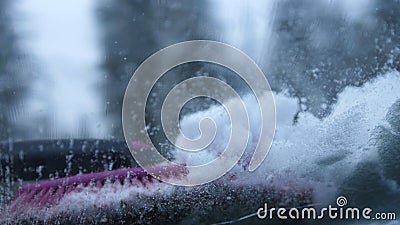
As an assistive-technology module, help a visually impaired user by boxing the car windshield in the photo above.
[1,1,399,224]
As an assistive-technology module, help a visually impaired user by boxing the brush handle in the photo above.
[0,139,136,182]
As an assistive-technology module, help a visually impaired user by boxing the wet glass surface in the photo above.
[0,0,399,224]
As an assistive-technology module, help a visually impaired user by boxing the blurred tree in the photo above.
[267,0,400,118]
[97,0,218,140]
[0,1,28,141]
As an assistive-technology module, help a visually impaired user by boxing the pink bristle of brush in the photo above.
[7,165,187,212]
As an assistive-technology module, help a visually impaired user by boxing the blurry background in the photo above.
[1,0,398,141]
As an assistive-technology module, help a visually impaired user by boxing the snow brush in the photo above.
[0,139,314,224]
[8,165,187,210]
[0,140,185,215]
